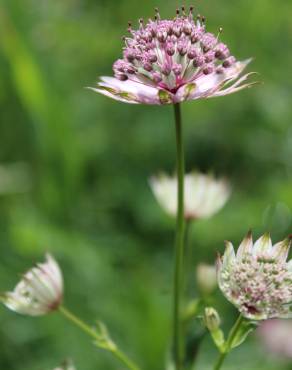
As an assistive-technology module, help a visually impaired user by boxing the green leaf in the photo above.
[230,320,257,349]
[211,328,225,352]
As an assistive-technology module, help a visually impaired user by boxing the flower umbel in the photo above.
[150,172,231,220]
[92,7,255,105]
[217,233,292,320]
[1,254,63,316]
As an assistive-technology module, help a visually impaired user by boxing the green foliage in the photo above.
[0,1,292,369]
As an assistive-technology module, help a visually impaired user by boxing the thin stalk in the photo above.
[213,314,244,370]
[173,103,186,370]
[183,219,192,297]
[59,306,140,370]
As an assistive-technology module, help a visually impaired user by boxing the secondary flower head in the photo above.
[257,319,292,358]
[150,172,231,220]
[1,254,63,316]
[92,6,255,105]
[217,233,292,320]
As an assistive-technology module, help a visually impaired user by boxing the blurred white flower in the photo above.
[217,232,292,320]
[257,319,292,358]
[54,359,76,370]
[150,172,231,220]
[1,254,63,316]
[196,263,217,295]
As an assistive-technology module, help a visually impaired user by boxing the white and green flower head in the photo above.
[1,254,63,316]
[217,232,292,320]
[150,171,231,220]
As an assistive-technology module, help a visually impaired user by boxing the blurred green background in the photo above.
[0,0,292,369]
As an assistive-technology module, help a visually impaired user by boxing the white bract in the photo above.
[217,233,292,320]
[150,172,230,220]
[1,254,63,316]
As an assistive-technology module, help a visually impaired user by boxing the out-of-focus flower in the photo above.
[196,263,217,295]
[1,254,63,316]
[54,359,76,370]
[217,232,292,320]
[150,172,231,220]
[257,319,292,358]
[91,7,255,105]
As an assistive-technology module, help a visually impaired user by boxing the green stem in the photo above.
[183,219,192,297]
[173,103,186,370]
[59,306,140,370]
[213,314,244,370]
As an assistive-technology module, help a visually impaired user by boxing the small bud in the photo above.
[203,65,214,75]
[223,56,236,68]
[204,307,221,332]
[193,55,205,68]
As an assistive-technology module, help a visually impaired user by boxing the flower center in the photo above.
[113,6,237,92]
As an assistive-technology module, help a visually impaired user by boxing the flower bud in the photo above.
[1,254,63,316]
[203,307,221,332]
[196,263,217,295]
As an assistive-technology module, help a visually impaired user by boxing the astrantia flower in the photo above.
[257,319,292,358]
[217,233,292,320]
[1,254,63,316]
[150,172,230,220]
[91,7,255,105]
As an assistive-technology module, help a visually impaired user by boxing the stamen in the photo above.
[217,27,223,40]
[154,7,160,20]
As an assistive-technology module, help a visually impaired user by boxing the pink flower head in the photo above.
[91,7,256,105]
[257,319,292,358]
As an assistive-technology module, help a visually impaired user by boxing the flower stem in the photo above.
[213,314,244,370]
[184,219,192,297]
[59,306,140,370]
[173,103,186,370]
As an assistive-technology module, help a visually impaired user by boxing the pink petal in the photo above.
[92,76,164,105]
